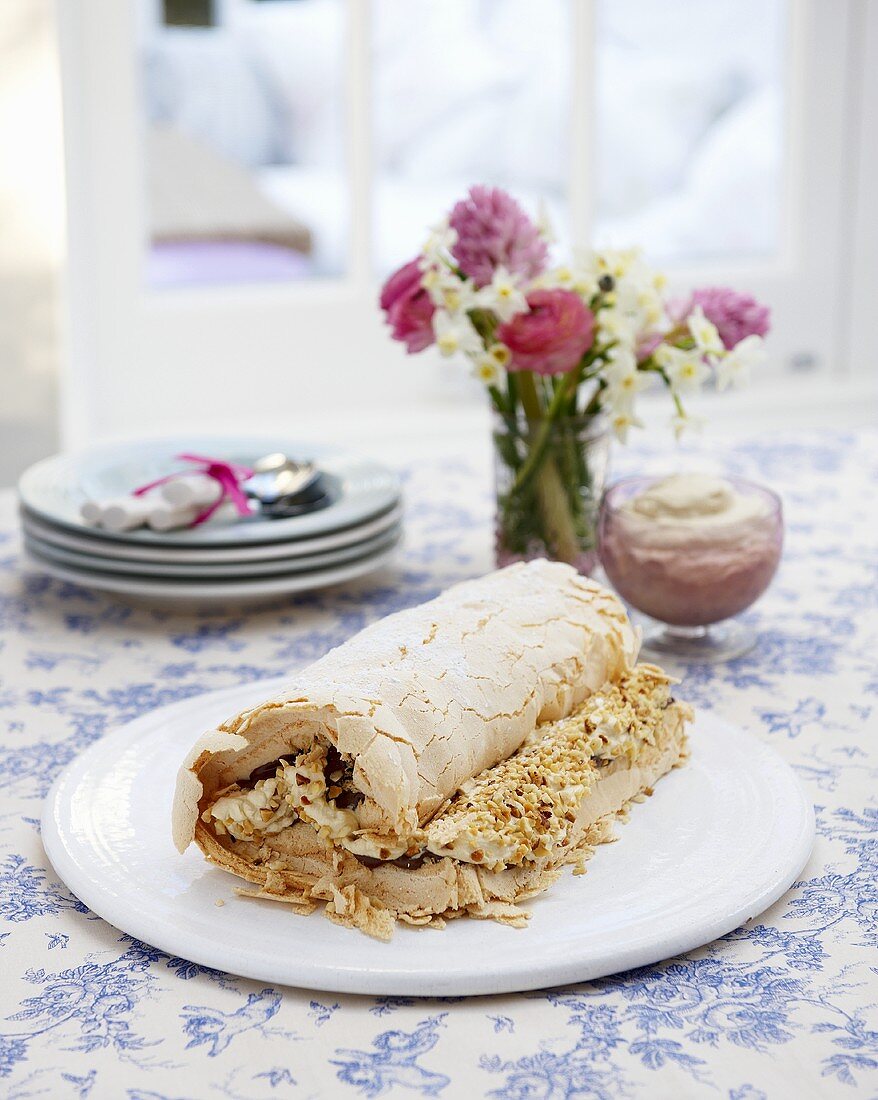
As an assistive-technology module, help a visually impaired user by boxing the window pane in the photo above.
[594,0,786,264]
[372,0,571,274]
[139,0,347,289]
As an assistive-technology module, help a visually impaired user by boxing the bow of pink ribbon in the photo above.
[132,452,254,527]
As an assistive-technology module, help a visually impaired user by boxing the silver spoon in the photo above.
[243,453,327,517]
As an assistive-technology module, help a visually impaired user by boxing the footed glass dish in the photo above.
[598,474,784,662]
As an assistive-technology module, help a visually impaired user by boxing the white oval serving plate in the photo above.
[18,437,401,546]
[42,680,814,996]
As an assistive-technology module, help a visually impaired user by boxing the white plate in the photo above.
[24,538,401,605]
[18,437,401,546]
[42,681,814,996]
[23,524,402,579]
[20,502,404,565]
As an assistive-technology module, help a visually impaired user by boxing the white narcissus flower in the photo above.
[536,261,597,299]
[471,356,504,387]
[421,218,458,265]
[595,256,669,348]
[440,280,478,315]
[603,385,635,417]
[421,266,477,313]
[655,346,709,394]
[420,263,450,298]
[486,343,512,368]
[669,356,710,394]
[609,411,644,444]
[540,264,574,289]
[475,266,528,323]
[652,344,674,368]
[612,280,644,318]
[636,287,668,331]
[716,334,766,391]
[469,343,510,387]
[597,309,638,350]
[432,310,483,359]
[594,247,641,280]
[603,356,648,413]
[606,344,638,372]
[569,247,602,298]
[580,247,667,300]
[687,305,723,355]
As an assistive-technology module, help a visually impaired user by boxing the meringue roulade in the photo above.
[173,561,691,940]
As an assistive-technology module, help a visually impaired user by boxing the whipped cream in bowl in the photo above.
[598,473,783,661]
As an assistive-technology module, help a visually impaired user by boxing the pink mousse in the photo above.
[599,474,783,627]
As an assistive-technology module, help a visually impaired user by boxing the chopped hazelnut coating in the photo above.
[425,665,683,871]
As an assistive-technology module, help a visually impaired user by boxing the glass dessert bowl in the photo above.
[598,473,783,662]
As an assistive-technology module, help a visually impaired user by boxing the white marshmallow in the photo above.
[79,500,103,525]
[99,497,154,532]
[161,474,222,509]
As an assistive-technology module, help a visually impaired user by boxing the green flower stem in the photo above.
[511,370,578,495]
[514,370,581,564]
[489,385,525,479]
[516,368,547,421]
[487,384,507,417]
[507,371,518,410]
[511,344,611,495]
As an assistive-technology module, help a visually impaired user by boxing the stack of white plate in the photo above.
[17,437,403,605]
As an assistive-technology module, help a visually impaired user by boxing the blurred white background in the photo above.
[1,0,876,485]
[0,1,64,481]
[139,0,785,282]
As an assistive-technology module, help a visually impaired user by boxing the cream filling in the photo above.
[582,709,645,766]
[282,744,360,838]
[209,776,297,839]
[206,743,418,860]
[427,835,514,869]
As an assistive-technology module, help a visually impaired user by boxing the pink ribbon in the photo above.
[132,453,254,527]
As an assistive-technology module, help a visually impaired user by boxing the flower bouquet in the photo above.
[380,186,770,572]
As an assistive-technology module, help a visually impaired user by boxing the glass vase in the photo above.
[493,411,610,575]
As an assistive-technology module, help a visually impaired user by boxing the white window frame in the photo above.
[55,0,877,448]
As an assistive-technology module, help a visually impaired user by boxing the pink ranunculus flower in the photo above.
[379,259,435,353]
[498,289,595,376]
[449,186,548,289]
[678,287,771,350]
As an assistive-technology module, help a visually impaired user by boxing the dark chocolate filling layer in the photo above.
[246,758,288,785]
[354,851,432,871]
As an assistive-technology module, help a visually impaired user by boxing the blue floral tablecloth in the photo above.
[1,431,876,1100]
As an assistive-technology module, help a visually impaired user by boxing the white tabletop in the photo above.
[0,430,875,1098]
